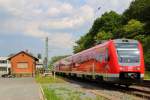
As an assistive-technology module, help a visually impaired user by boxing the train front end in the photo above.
[114,39,145,84]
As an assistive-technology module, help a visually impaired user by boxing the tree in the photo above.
[37,53,42,59]
[141,36,150,70]
[128,34,150,70]
[89,11,122,37]
[94,31,113,43]
[73,34,93,53]
[122,19,144,38]
[123,0,150,33]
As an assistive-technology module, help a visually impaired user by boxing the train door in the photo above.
[103,48,110,80]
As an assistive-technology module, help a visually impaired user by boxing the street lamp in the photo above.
[94,6,101,20]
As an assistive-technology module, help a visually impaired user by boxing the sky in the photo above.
[0,0,133,59]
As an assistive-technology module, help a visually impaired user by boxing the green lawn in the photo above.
[42,83,107,100]
[36,73,150,100]
[35,75,65,84]
[145,71,150,80]
[35,75,107,100]
[43,87,60,100]
[35,75,66,100]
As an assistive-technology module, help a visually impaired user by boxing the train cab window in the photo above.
[116,43,140,65]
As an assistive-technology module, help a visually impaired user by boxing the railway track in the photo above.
[61,76,150,100]
[142,80,150,87]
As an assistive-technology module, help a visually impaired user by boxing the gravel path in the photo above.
[0,78,41,100]
[59,77,149,100]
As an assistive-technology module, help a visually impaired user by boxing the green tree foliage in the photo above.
[37,53,42,59]
[73,34,94,53]
[97,11,122,33]
[123,0,150,33]
[89,11,122,37]
[95,31,113,43]
[134,35,150,69]
[122,19,144,38]
[123,19,144,33]
[142,36,150,70]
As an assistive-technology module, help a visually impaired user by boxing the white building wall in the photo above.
[0,57,11,74]
[36,59,43,69]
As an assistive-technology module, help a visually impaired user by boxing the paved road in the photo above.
[0,78,41,100]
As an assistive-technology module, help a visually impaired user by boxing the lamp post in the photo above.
[94,6,101,20]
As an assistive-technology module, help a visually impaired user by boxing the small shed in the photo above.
[8,51,38,77]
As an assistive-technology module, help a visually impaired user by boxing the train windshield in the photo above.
[116,43,140,65]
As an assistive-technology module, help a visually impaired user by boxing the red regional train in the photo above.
[53,39,145,86]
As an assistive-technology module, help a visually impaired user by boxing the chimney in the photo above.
[25,49,29,53]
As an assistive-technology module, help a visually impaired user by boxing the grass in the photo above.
[36,72,150,100]
[36,71,150,100]
[144,71,150,80]
[43,86,60,100]
[35,75,65,84]
[42,83,107,100]
[35,74,66,100]
[35,74,107,100]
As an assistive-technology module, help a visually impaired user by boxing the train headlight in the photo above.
[120,67,123,70]
[135,67,140,70]
[120,67,125,71]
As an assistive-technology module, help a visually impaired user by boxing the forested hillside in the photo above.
[73,0,150,70]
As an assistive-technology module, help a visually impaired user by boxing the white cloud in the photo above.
[47,7,60,16]
[86,0,133,14]
[80,5,94,20]
[0,0,94,30]
[46,3,73,16]
[22,21,75,49]
[49,33,75,48]
[0,0,133,56]
[60,3,73,14]
[45,17,83,29]
[23,22,49,38]
[44,5,94,30]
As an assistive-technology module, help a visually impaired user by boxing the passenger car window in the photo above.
[105,48,109,62]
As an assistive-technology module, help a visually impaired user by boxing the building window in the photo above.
[17,62,28,68]
[0,67,7,71]
[0,60,7,64]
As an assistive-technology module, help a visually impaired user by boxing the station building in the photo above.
[8,51,39,77]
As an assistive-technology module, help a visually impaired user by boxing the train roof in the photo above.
[54,40,110,65]
[59,40,111,61]
[113,39,138,43]
[73,40,110,56]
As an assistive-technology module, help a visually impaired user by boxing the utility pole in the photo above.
[45,36,48,70]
